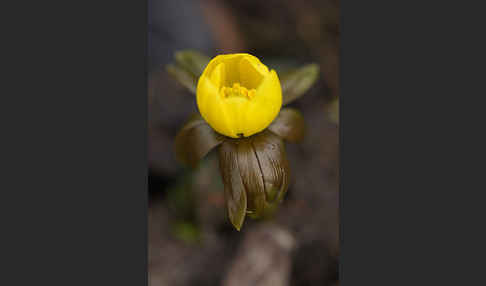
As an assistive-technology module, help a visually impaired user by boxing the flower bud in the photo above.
[197,54,282,138]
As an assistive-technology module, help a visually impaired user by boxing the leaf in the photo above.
[175,114,225,168]
[219,141,248,230]
[280,63,320,105]
[166,64,197,94]
[174,50,211,78]
[268,108,305,142]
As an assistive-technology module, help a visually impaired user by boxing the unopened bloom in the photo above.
[168,51,319,230]
[197,54,282,138]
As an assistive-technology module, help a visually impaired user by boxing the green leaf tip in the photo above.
[174,50,211,78]
[166,63,197,94]
[281,63,320,105]
[166,50,211,95]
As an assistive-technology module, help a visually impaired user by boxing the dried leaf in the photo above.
[219,141,248,230]
[175,114,224,168]
[236,139,266,219]
[252,131,290,210]
[268,108,305,142]
[219,131,291,229]
[280,64,319,105]
[166,64,197,94]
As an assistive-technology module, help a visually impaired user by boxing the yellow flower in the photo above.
[196,53,282,138]
[168,49,320,230]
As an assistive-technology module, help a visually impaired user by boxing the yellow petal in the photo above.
[222,96,250,137]
[244,70,282,135]
[197,75,233,136]
[210,62,226,88]
[238,56,268,89]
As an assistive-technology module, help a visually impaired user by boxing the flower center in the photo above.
[220,83,256,99]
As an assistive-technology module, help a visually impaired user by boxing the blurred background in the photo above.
[148,0,339,285]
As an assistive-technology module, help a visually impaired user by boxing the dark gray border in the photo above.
[341,0,486,284]
[1,0,148,285]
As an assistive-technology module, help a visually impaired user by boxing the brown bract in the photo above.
[268,108,306,143]
[174,108,304,230]
[174,113,225,168]
[219,131,289,230]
